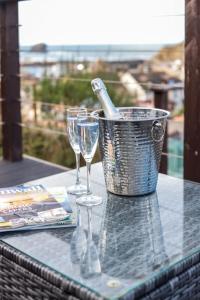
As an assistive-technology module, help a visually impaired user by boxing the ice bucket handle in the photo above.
[151,121,165,142]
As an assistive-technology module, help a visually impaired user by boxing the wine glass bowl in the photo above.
[78,120,99,163]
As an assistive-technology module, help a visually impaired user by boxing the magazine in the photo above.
[0,185,76,233]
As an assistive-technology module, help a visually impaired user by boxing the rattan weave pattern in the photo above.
[140,263,200,300]
[2,239,200,300]
[0,255,79,300]
[118,250,200,300]
[0,241,103,300]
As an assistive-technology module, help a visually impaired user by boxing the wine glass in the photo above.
[66,107,87,195]
[70,205,87,264]
[76,112,102,207]
[80,206,101,278]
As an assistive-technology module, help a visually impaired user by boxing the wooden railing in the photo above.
[0,1,183,175]
[1,0,200,183]
[0,0,23,161]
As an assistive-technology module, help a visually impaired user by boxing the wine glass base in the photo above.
[76,195,102,207]
[67,184,87,195]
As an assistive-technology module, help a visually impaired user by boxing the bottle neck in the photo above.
[96,89,121,119]
[91,78,121,119]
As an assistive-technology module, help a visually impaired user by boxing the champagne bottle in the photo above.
[91,78,122,119]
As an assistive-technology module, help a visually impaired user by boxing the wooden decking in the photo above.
[0,155,70,188]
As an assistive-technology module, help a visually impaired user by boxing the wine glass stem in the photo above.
[77,205,81,227]
[86,161,91,195]
[75,152,81,185]
[87,207,93,244]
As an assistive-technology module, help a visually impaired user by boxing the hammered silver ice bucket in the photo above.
[94,107,170,196]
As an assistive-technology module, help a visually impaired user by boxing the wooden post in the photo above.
[184,0,200,182]
[0,0,22,161]
[152,87,168,174]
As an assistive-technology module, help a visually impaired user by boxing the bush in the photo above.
[33,72,133,108]
[23,128,101,168]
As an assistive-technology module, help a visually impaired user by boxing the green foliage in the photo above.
[33,72,133,108]
[23,128,101,168]
[172,106,184,117]
[23,129,74,167]
[27,71,133,168]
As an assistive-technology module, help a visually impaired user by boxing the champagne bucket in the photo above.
[93,107,170,196]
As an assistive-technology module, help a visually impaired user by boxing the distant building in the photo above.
[120,72,147,102]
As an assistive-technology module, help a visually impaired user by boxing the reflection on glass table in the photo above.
[70,205,87,264]
[99,192,169,279]
[3,168,200,299]
[70,195,102,278]
[80,206,101,279]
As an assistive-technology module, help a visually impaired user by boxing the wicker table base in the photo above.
[2,166,200,299]
[1,240,200,300]
[0,241,101,300]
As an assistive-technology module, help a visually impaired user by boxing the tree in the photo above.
[33,72,133,108]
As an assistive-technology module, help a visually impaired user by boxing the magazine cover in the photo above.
[0,185,75,233]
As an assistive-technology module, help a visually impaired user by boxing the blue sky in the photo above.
[19,0,184,45]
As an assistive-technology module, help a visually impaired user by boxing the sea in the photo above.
[20,44,165,63]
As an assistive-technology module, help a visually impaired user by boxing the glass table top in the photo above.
[1,163,200,299]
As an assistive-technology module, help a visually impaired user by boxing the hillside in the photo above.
[153,42,184,62]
